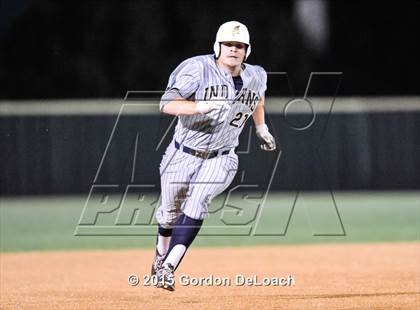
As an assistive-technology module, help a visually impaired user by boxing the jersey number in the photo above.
[229,112,249,128]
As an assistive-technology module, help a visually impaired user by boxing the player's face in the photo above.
[218,41,247,70]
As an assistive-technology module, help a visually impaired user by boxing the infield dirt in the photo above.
[1,243,419,309]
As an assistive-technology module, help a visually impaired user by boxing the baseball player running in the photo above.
[151,21,276,291]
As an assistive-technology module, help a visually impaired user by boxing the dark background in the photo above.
[1,0,419,195]
[1,0,419,98]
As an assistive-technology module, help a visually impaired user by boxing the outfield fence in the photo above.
[1,97,419,195]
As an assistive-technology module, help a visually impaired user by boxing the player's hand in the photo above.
[195,97,230,115]
[255,124,276,151]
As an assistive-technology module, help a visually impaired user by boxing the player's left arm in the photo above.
[252,96,276,151]
[252,96,266,126]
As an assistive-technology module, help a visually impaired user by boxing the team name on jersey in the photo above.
[236,88,259,112]
[204,85,259,111]
[203,85,229,100]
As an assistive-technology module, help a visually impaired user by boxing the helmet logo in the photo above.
[232,25,240,36]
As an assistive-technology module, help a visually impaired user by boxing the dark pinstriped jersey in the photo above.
[160,54,267,151]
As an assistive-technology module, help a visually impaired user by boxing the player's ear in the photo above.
[244,44,251,61]
[213,42,221,59]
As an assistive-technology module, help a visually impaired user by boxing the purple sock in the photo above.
[164,214,203,269]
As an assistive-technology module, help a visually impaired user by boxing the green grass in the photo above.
[0,191,419,252]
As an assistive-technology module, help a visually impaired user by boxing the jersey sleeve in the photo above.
[255,65,267,95]
[160,59,201,110]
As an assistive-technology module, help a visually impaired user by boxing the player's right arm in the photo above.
[161,96,228,116]
[160,58,228,116]
[160,58,200,116]
[161,97,200,115]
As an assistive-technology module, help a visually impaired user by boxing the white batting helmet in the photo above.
[213,21,251,60]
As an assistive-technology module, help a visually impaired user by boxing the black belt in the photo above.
[174,140,230,159]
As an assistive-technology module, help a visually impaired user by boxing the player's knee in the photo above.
[156,208,179,228]
[158,222,173,230]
